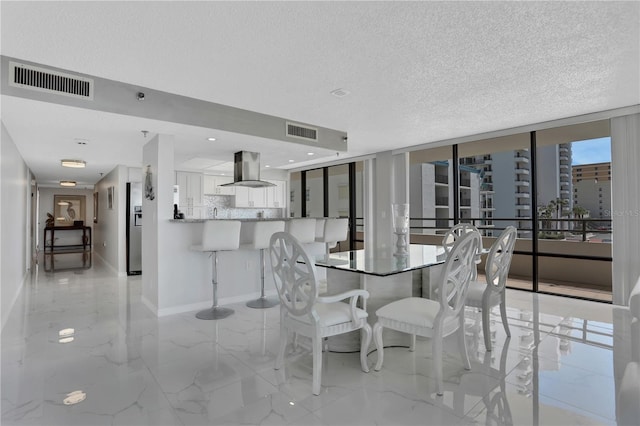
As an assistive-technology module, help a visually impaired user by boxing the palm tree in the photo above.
[572,205,589,233]
[549,197,569,230]
[538,204,554,231]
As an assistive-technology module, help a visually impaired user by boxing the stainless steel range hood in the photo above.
[220,151,275,188]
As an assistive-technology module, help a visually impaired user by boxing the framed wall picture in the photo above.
[54,195,86,227]
[107,186,114,209]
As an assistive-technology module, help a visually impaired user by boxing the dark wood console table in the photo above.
[43,226,92,253]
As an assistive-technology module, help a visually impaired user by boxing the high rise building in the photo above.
[572,162,612,219]
[410,143,573,237]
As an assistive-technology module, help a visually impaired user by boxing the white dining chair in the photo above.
[270,231,372,395]
[465,226,517,351]
[442,223,484,280]
[373,230,481,396]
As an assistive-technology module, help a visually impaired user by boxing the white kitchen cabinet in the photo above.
[176,171,203,218]
[235,186,267,207]
[265,180,286,208]
[203,175,235,195]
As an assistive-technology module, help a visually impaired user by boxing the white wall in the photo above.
[1,122,31,330]
[94,165,127,276]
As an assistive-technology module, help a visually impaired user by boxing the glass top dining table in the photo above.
[314,244,448,277]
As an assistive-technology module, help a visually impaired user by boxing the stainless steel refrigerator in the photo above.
[126,182,142,275]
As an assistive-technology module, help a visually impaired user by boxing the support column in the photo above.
[141,134,175,314]
[363,151,410,255]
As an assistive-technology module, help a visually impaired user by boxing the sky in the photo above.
[571,137,611,165]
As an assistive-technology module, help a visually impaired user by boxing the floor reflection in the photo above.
[43,251,92,272]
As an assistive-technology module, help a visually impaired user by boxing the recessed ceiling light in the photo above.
[61,159,86,168]
[288,160,295,163]
[60,181,76,187]
[307,152,314,156]
[265,165,271,168]
[330,88,350,98]
[207,137,217,141]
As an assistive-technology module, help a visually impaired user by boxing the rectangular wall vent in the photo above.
[286,122,318,142]
[9,61,94,100]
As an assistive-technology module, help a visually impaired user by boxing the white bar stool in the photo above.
[241,220,285,309]
[315,217,349,260]
[191,220,241,320]
[285,218,317,243]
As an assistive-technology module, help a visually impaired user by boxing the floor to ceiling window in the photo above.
[408,119,613,302]
[535,120,612,301]
[289,161,364,251]
[305,168,325,218]
[457,133,534,291]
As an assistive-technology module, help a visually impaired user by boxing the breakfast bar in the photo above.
[159,217,327,317]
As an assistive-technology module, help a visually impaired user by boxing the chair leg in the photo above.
[482,306,492,351]
[275,323,288,370]
[500,301,511,337]
[312,335,323,395]
[360,323,372,373]
[459,316,471,370]
[373,322,384,371]
[434,333,444,396]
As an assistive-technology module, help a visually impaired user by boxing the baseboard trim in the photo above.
[1,271,28,332]
[141,295,158,316]
[155,289,279,317]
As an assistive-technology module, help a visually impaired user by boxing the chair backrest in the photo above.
[436,230,481,320]
[202,220,241,251]
[485,226,517,293]
[442,223,482,254]
[285,218,317,243]
[322,218,349,244]
[240,220,285,250]
[269,231,318,317]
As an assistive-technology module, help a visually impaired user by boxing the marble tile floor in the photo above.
[1,254,630,425]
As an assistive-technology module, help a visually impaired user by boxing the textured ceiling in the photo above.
[1,1,638,186]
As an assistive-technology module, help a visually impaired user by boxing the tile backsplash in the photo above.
[203,195,284,219]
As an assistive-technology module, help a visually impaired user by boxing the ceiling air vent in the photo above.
[286,122,318,142]
[9,61,94,100]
